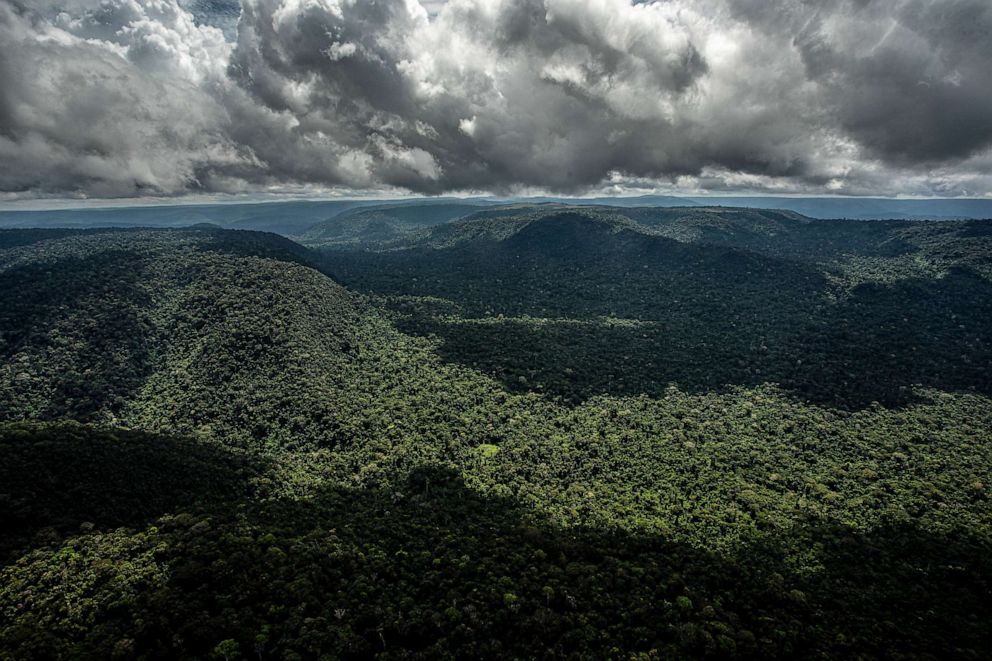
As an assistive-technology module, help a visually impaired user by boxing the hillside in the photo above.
[0,227,365,446]
[1,223,991,659]
[314,207,992,408]
[301,202,486,248]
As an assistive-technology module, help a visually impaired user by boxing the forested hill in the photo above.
[307,202,992,269]
[1,223,991,659]
[315,207,992,409]
[0,227,362,445]
[301,202,488,248]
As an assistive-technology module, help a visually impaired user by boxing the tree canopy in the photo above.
[1,213,990,659]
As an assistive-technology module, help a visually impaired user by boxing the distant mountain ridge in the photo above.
[690,196,992,220]
[301,204,823,252]
[4,196,992,238]
[302,202,490,248]
[0,201,373,236]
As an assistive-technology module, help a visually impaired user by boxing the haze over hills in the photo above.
[692,197,992,220]
[301,202,492,247]
[1,205,990,658]
[3,196,992,239]
[0,201,380,236]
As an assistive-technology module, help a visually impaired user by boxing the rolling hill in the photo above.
[301,202,488,248]
[313,207,992,408]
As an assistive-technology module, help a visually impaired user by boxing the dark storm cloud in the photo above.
[1,0,991,198]
[226,0,739,192]
[736,0,992,165]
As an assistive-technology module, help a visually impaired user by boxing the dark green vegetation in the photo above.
[301,203,486,248]
[318,207,992,409]
[1,212,990,659]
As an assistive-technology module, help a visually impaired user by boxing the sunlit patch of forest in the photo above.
[1,208,990,659]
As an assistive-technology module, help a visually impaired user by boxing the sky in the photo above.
[1,0,991,202]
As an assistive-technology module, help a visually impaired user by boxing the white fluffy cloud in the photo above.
[1,0,991,198]
[0,1,250,196]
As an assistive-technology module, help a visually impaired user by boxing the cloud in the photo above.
[1,0,991,198]
[0,1,250,196]
[735,0,992,164]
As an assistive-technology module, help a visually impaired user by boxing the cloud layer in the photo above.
[1,0,991,198]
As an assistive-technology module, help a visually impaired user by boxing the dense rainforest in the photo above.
[0,206,990,659]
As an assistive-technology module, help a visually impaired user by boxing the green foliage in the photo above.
[1,218,991,659]
[318,208,992,408]
[302,203,483,248]
[211,639,240,660]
